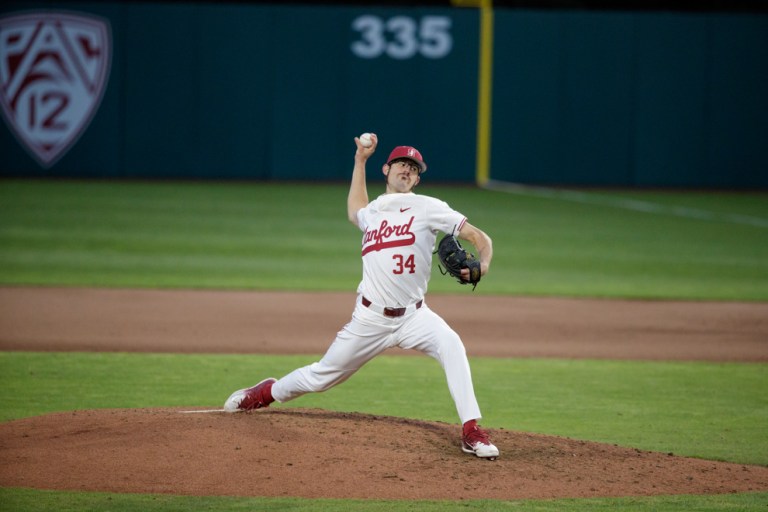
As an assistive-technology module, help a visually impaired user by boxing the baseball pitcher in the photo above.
[224,133,499,459]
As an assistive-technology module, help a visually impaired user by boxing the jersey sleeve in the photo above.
[427,198,466,235]
[356,207,367,232]
[356,199,377,232]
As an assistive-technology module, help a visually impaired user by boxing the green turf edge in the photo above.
[1,488,767,512]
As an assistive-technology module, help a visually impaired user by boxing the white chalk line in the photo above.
[484,180,768,228]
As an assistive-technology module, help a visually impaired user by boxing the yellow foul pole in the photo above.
[475,0,494,186]
[450,0,494,186]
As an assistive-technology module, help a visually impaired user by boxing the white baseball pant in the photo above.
[270,295,482,424]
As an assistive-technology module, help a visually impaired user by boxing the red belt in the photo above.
[362,296,423,317]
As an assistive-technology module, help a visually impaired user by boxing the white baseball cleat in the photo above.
[223,377,277,412]
[461,424,500,459]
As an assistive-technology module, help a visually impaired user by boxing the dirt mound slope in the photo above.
[2,407,767,500]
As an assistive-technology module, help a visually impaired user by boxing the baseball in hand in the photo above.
[359,133,373,148]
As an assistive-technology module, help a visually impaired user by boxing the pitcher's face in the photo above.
[384,159,421,193]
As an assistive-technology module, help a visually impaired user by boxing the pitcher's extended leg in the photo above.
[272,305,391,403]
[398,306,482,424]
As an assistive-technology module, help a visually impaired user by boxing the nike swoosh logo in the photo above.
[400,207,411,212]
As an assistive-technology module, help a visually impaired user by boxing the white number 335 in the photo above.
[351,15,453,60]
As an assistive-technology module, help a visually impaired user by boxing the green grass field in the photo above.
[1,180,766,299]
[1,180,767,511]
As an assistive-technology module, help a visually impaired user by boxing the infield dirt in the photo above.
[1,287,767,500]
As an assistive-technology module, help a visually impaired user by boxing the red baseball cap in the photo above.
[386,146,427,173]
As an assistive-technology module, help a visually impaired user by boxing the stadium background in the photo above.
[1,0,767,188]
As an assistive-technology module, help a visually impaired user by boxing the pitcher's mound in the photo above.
[1,407,767,500]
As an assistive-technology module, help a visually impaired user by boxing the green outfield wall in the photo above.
[491,10,768,188]
[1,2,766,186]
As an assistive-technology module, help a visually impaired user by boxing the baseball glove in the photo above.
[435,234,481,290]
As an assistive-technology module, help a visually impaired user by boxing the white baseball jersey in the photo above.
[356,192,466,307]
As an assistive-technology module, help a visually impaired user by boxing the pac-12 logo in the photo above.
[0,12,111,168]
